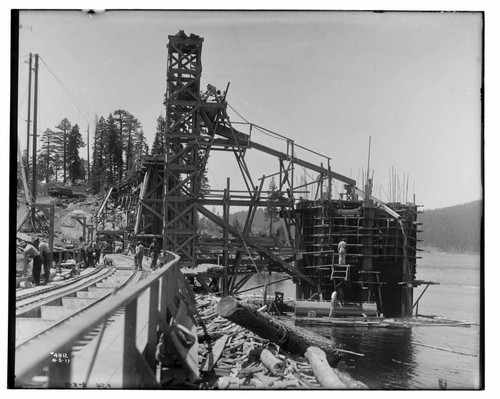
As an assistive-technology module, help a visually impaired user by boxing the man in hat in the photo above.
[85,241,95,268]
[93,240,102,265]
[38,238,52,285]
[78,236,87,267]
[23,237,41,284]
[135,241,144,271]
[338,238,347,265]
[149,238,160,271]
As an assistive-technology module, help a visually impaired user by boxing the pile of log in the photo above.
[194,295,368,389]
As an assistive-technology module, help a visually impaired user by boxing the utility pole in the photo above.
[46,131,50,184]
[26,53,32,180]
[87,125,90,183]
[31,53,39,224]
[32,53,39,200]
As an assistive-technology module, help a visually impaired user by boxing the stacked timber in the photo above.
[190,294,368,389]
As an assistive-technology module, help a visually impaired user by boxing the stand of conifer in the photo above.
[217,296,342,366]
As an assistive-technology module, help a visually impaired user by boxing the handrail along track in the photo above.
[15,252,188,389]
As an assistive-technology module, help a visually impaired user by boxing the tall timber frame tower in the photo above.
[154,31,420,316]
[163,31,207,265]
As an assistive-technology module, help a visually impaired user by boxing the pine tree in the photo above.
[90,116,106,192]
[67,124,86,183]
[131,128,149,170]
[103,113,122,186]
[113,110,127,181]
[54,118,72,183]
[264,177,280,237]
[123,112,142,171]
[151,114,166,156]
[37,128,57,183]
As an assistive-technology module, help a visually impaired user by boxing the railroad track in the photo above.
[15,254,141,349]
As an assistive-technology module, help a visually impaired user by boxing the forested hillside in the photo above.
[214,200,483,254]
[418,200,482,253]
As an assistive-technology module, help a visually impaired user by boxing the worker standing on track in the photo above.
[38,238,52,285]
[22,237,41,281]
[135,241,144,271]
[78,236,87,268]
[93,240,101,265]
[149,238,160,271]
[86,241,95,268]
[338,238,347,265]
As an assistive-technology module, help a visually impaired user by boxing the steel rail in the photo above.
[15,258,139,348]
[16,266,115,310]
[15,252,181,388]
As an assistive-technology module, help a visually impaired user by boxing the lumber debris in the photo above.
[201,334,230,372]
[217,296,342,366]
[184,294,368,390]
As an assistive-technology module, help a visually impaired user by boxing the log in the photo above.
[217,296,342,366]
[304,347,346,389]
[260,349,284,375]
[332,369,368,389]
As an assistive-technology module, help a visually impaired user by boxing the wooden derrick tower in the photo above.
[163,31,221,266]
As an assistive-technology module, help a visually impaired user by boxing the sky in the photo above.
[4,2,500,396]
[15,10,482,211]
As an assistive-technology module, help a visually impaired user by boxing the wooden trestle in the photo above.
[94,31,422,317]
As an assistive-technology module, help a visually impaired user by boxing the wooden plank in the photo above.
[201,334,230,372]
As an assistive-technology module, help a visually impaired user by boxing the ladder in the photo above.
[330,264,351,281]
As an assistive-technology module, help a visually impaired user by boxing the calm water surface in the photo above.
[245,250,482,389]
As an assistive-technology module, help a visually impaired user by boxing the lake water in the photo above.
[244,250,482,389]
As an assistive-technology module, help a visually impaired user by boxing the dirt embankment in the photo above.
[17,193,103,247]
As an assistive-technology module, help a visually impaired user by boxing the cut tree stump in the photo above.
[217,296,342,366]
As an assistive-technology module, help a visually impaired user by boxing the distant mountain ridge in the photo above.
[418,200,482,253]
[225,200,482,253]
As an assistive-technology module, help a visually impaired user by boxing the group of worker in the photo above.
[132,238,161,271]
[78,237,102,268]
[22,236,52,286]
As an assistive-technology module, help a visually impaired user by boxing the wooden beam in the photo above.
[201,335,230,372]
[197,205,316,286]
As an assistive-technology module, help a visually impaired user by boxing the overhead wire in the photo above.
[227,102,287,142]
[40,55,96,121]
[38,56,96,129]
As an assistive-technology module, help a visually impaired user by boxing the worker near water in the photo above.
[22,237,41,281]
[135,241,144,271]
[329,290,342,317]
[338,238,347,265]
[38,238,52,285]
[149,238,160,271]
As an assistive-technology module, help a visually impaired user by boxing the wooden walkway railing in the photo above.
[14,252,200,388]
